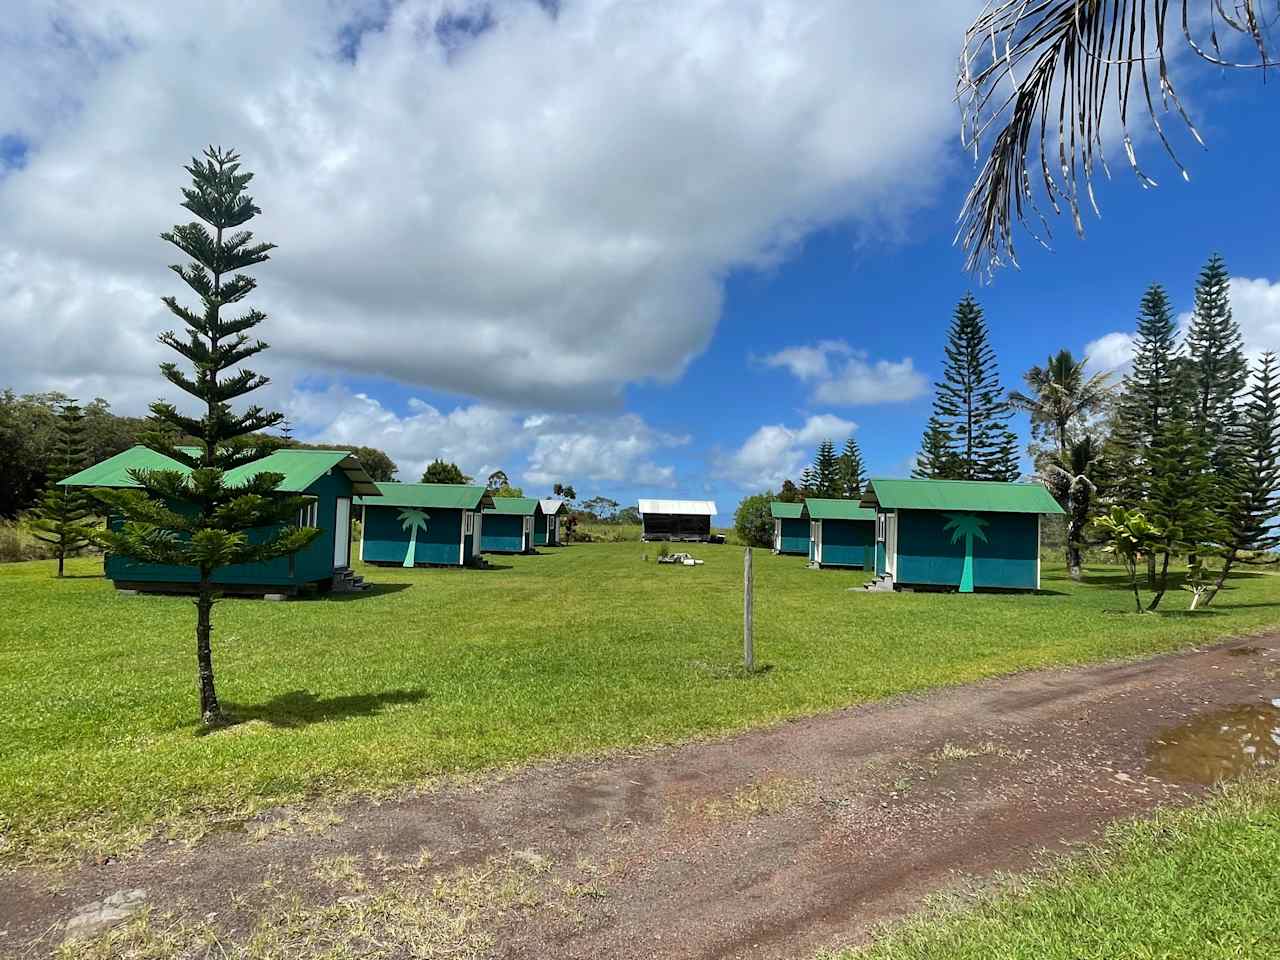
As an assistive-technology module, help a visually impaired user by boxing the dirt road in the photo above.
[6,636,1278,958]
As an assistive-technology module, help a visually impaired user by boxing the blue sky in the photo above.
[1,2,1278,519]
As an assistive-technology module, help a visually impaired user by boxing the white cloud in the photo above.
[1083,331,1136,376]
[524,414,688,488]
[759,340,851,381]
[0,0,978,410]
[1222,277,1280,361]
[1087,275,1280,378]
[717,413,856,489]
[287,384,684,489]
[760,340,927,405]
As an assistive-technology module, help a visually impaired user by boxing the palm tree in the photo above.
[957,1,1278,271]
[1041,435,1099,582]
[942,512,990,594]
[1009,350,1112,460]
[398,508,429,568]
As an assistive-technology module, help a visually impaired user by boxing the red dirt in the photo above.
[4,635,1278,958]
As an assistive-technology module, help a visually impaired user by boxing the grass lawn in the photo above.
[2,542,1279,866]
[823,773,1280,960]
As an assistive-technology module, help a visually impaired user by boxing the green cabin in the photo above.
[802,499,877,568]
[860,478,1065,593]
[770,501,809,555]
[61,445,378,594]
[535,498,567,547]
[357,482,492,568]
[482,496,539,554]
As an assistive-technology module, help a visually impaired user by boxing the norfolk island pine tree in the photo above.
[30,399,98,577]
[1205,351,1280,605]
[929,295,1018,481]
[95,147,319,727]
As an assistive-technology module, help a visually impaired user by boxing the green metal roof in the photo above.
[356,482,489,510]
[770,501,804,519]
[484,496,539,516]
[802,498,877,521]
[62,445,379,496]
[223,450,362,493]
[60,446,185,488]
[861,478,1065,515]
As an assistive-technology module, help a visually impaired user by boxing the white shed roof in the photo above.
[638,499,718,516]
[539,497,566,515]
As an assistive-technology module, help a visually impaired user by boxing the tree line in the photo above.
[0,390,400,520]
[735,254,1280,600]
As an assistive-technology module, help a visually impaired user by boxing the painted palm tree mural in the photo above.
[942,512,989,594]
[398,508,429,568]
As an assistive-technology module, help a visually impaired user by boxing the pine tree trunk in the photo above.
[1128,560,1143,614]
[1145,552,1157,588]
[1203,549,1237,608]
[195,576,223,725]
[1146,550,1171,611]
[57,549,65,578]
[1067,541,1082,582]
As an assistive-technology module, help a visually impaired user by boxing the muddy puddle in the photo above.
[1226,646,1266,657]
[1146,700,1280,785]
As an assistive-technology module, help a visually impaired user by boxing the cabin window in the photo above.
[297,501,319,528]
[463,512,474,535]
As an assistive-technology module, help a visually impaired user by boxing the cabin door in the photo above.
[811,520,822,564]
[333,497,352,568]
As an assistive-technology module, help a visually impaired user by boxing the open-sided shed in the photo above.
[638,499,718,541]
[535,498,567,547]
[769,501,809,555]
[801,499,877,568]
[860,478,1065,592]
[482,496,539,554]
[357,482,492,567]
[62,445,378,594]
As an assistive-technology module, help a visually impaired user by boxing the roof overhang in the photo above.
[335,454,380,497]
[637,499,718,516]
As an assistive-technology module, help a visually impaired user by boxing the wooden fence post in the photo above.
[743,546,754,673]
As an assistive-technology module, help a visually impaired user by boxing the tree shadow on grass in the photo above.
[213,687,429,732]
[318,582,413,601]
[1082,569,1272,592]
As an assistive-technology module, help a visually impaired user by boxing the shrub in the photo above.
[734,492,775,548]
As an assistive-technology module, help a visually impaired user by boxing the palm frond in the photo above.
[957,0,1280,273]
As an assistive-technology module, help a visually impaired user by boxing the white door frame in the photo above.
[885,511,898,577]
[812,519,823,564]
[333,497,352,569]
[773,518,781,552]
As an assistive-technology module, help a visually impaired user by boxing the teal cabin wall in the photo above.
[104,469,352,587]
[533,511,557,546]
[818,518,874,568]
[481,513,527,553]
[895,509,1039,590]
[778,517,809,555]
[362,504,466,566]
